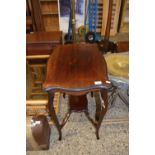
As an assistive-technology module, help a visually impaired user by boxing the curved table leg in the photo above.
[95,89,108,139]
[48,91,62,140]
[94,92,101,121]
[84,90,108,139]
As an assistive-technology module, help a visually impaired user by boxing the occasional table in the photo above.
[43,43,111,140]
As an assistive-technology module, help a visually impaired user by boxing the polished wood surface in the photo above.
[43,43,109,93]
[27,31,62,43]
[44,43,110,140]
[26,31,62,56]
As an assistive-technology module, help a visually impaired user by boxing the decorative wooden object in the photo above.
[43,43,111,140]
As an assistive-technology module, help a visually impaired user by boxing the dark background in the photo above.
[59,0,84,16]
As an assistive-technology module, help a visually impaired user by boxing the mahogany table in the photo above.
[43,43,111,140]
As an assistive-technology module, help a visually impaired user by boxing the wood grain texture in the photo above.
[26,31,62,56]
[30,0,45,31]
[40,0,60,31]
[26,31,62,43]
[43,43,110,94]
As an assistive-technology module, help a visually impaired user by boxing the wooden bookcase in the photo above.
[40,0,60,31]
[27,0,60,32]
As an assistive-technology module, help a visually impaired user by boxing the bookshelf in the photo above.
[40,0,60,31]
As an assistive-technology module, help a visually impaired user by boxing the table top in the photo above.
[43,43,110,94]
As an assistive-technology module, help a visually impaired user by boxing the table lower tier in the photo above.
[47,89,108,140]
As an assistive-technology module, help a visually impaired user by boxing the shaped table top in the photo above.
[43,43,110,94]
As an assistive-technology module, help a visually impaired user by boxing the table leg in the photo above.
[95,89,108,139]
[94,92,101,121]
[48,91,62,140]
[84,90,108,139]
